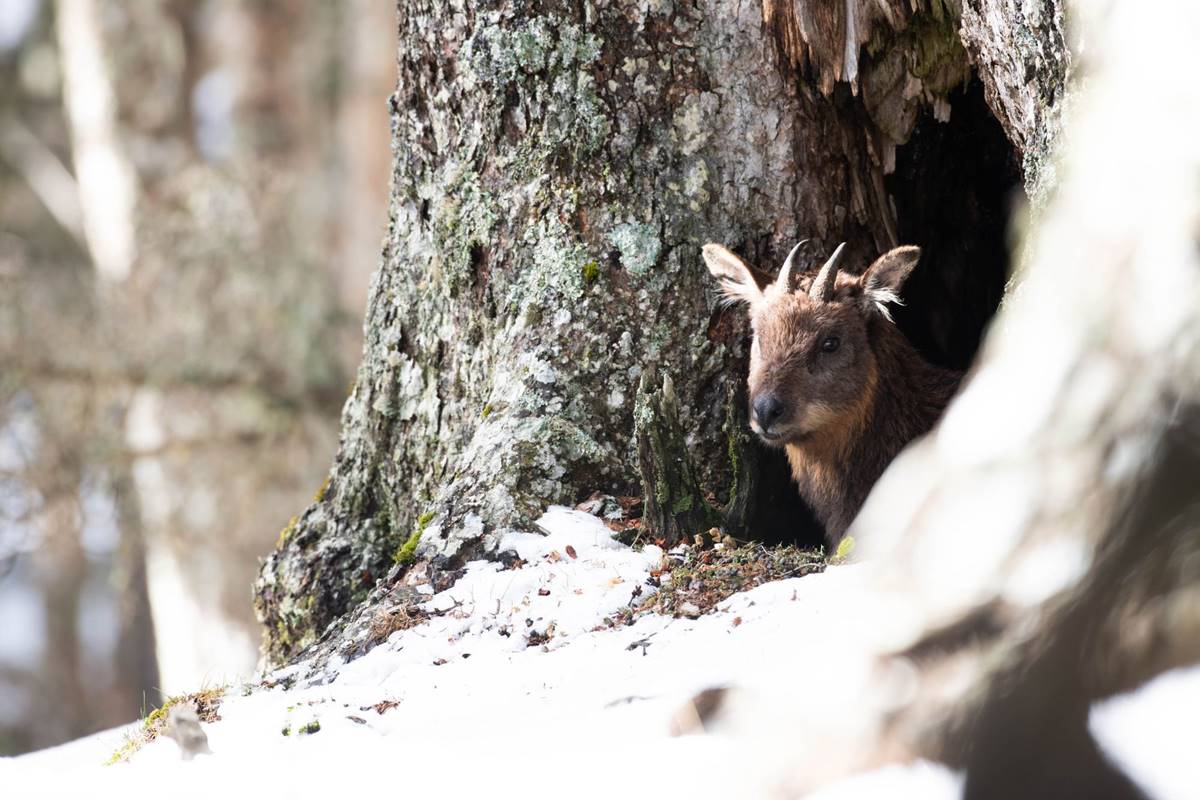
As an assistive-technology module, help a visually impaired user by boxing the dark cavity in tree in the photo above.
[746,76,1018,549]
[887,76,1020,372]
[747,444,825,549]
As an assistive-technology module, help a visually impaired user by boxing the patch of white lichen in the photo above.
[608,222,662,277]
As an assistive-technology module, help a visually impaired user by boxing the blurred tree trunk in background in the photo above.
[29,453,89,746]
[52,0,395,691]
[0,0,393,751]
[254,0,1056,669]
[50,0,342,693]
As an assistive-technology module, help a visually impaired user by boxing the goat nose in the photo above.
[753,394,785,430]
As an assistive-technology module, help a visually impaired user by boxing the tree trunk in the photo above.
[255,0,1040,668]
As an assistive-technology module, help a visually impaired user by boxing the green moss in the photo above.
[726,421,741,502]
[416,511,435,528]
[671,493,694,514]
[313,476,331,503]
[481,402,494,418]
[581,260,601,284]
[105,736,140,765]
[832,535,856,563]
[274,620,292,649]
[393,528,423,565]
[298,720,321,735]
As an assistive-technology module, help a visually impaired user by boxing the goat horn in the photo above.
[809,241,846,302]
[775,239,808,290]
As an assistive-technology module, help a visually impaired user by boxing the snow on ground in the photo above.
[3,506,1194,798]
[0,507,886,797]
[1090,665,1200,800]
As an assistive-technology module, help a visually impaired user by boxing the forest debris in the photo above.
[638,541,825,620]
[362,699,401,715]
[367,603,431,647]
[526,624,556,647]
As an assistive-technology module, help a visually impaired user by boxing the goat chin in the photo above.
[753,425,817,448]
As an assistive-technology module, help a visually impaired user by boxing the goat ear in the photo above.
[861,245,920,320]
[702,244,767,307]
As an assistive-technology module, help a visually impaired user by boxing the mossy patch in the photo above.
[392,519,428,566]
[635,540,825,620]
[832,535,855,563]
[670,494,694,514]
[104,685,226,765]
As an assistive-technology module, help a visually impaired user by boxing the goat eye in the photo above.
[821,336,840,353]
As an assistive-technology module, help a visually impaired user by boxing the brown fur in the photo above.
[703,242,961,544]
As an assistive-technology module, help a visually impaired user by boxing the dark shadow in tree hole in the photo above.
[747,75,1019,549]
[747,443,824,549]
[887,76,1021,372]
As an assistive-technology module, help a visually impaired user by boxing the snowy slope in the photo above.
[3,507,1195,799]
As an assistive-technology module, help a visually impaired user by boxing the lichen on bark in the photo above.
[958,0,1071,206]
[634,370,720,545]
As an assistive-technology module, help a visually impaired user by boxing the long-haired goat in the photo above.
[703,241,961,544]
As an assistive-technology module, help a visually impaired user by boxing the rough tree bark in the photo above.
[255,0,1047,669]
[634,369,720,543]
